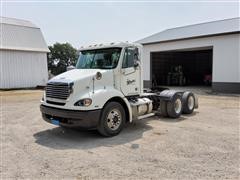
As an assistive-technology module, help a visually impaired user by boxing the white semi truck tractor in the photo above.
[40,42,198,137]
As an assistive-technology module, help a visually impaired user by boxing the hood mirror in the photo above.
[96,72,102,80]
[67,65,76,71]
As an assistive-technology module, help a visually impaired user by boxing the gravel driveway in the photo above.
[0,90,239,179]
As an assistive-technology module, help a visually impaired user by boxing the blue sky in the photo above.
[2,1,239,48]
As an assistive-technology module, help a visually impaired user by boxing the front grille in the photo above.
[46,100,66,106]
[46,82,73,100]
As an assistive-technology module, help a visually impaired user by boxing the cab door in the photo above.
[120,47,140,96]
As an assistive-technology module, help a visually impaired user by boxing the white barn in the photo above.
[0,17,49,89]
[137,18,240,93]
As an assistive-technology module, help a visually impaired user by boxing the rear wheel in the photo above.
[159,100,168,117]
[182,92,195,114]
[97,102,125,137]
[167,94,183,118]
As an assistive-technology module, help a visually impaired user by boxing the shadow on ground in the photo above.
[156,111,199,122]
[33,118,153,150]
[34,111,199,150]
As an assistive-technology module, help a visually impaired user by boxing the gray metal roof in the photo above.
[0,17,49,52]
[137,17,240,45]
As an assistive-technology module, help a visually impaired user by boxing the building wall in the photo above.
[0,50,48,89]
[142,34,240,92]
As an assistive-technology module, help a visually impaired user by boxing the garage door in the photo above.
[151,49,213,86]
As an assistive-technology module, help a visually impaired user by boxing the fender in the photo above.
[90,88,133,122]
[121,97,133,122]
[158,90,183,101]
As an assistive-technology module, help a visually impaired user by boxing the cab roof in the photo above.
[79,42,142,51]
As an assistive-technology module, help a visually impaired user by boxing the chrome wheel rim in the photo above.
[188,96,194,110]
[174,98,182,114]
[107,109,122,130]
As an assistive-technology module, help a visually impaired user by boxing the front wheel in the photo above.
[97,102,126,137]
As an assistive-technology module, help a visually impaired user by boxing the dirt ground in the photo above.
[0,90,239,179]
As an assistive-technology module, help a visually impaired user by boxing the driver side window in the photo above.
[122,47,135,68]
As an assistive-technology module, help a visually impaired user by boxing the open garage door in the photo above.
[151,48,213,87]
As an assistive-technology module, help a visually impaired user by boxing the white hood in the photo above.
[48,69,114,94]
[50,69,107,82]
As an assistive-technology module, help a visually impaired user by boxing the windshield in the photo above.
[76,48,122,69]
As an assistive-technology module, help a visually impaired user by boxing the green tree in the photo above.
[47,42,78,75]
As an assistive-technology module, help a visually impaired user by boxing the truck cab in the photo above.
[40,42,198,136]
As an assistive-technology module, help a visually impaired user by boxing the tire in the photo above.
[182,91,195,114]
[159,100,168,117]
[167,93,182,118]
[97,102,126,137]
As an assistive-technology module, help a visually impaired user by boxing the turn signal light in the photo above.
[74,98,92,106]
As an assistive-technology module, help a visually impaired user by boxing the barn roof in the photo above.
[0,17,49,52]
[137,17,240,45]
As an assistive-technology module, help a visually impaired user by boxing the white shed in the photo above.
[0,17,49,89]
[137,18,240,93]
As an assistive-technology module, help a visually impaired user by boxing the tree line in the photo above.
[47,42,78,75]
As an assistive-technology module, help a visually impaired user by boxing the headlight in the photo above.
[74,98,92,106]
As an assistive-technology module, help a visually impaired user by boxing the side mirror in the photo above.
[133,48,140,68]
[134,59,139,68]
[134,47,139,56]
[67,65,75,71]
